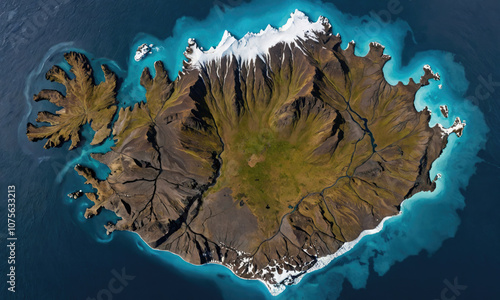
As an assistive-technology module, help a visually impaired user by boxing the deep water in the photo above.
[0,0,498,299]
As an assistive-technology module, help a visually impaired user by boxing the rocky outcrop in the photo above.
[134,43,154,61]
[440,105,449,118]
[67,190,83,199]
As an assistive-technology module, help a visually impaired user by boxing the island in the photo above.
[440,105,449,118]
[26,11,464,295]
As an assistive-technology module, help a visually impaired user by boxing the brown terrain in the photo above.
[27,17,461,289]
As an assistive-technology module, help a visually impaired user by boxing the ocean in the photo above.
[0,0,498,299]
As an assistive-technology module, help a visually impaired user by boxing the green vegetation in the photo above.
[27,37,444,276]
[27,52,117,149]
[206,98,349,236]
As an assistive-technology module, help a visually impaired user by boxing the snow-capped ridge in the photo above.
[184,9,331,69]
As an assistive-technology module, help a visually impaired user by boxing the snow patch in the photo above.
[438,117,466,138]
[259,215,396,296]
[184,10,330,69]
[134,43,154,61]
[440,105,449,118]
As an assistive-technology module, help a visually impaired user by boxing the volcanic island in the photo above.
[27,11,465,294]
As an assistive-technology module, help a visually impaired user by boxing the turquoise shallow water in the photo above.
[11,0,489,299]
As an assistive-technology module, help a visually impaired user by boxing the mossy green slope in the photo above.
[27,25,450,286]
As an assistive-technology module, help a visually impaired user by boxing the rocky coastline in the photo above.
[27,11,465,294]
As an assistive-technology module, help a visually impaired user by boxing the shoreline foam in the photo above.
[34,2,485,298]
[124,211,397,296]
[115,12,435,295]
[86,9,467,296]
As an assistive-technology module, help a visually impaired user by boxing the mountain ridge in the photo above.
[26,11,464,295]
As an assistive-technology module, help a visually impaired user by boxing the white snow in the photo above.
[439,105,449,118]
[308,215,394,272]
[438,117,466,138]
[257,215,396,296]
[184,10,330,69]
[370,41,384,48]
[423,64,440,81]
[134,43,154,61]
[129,10,470,297]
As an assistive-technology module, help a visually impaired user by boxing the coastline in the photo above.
[96,13,446,295]
[101,91,473,297]
[123,213,399,296]
[111,13,462,296]
[59,8,475,297]
[20,1,488,298]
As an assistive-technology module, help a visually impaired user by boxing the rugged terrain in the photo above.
[27,12,463,293]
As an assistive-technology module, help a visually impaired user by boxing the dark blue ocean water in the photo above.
[0,0,499,299]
